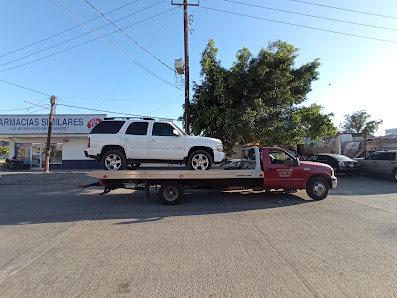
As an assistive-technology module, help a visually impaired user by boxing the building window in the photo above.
[49,143,62,164]
[15,143,30,160]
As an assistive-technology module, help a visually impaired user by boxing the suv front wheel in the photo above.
[188,150,213,170]
[102,150,127,170]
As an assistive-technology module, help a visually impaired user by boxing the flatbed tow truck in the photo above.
[80,145,337,204]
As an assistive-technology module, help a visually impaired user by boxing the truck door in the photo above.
[264,148,305,189]
[149,122,185,160]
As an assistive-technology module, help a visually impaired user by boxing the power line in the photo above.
[83,0,176,73]
[200,6,397,44]
[0,8,182,89]
[56,102,179,120]
[0,79,51,96]
[224,0,397,32]
[282,0,397,20]
[0,1,165,68]
[0,0,144,58]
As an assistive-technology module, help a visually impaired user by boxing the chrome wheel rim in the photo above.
[164,186,178,201]
[104,154,122,170]
[191,154,209,170]
[313,182,326,196]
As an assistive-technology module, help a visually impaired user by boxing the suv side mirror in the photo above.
[172,129,180,136]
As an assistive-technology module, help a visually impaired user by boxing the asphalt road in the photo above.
[0,171,396,297]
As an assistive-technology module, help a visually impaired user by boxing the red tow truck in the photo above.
[81,145,337,204]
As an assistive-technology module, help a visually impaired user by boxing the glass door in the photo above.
[31,144,42,168]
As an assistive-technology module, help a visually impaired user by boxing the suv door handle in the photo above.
[151,139,157,142]
[123,138,129,141]
[373,161,377,163]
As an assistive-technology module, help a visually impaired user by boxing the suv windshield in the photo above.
[90,121,125,134]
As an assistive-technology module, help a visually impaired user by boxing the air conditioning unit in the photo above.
[175,59,184,74]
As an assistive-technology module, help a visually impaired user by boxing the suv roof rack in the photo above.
[103,117,174,122]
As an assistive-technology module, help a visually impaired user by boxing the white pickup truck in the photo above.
[85,117,225,170]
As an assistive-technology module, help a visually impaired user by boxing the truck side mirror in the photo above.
[293,158,299,167]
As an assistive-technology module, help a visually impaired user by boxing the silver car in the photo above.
[356,150,397,182]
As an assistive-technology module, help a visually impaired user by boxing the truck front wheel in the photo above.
[159,181,184,205]
[188,150,212,170]
[306,177,329,200]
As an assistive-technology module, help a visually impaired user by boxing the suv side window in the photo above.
[90,121,125,134]
[366,152,381,160]
[152,123,175,136]
[125,122,148,135]
[379,152,396,161]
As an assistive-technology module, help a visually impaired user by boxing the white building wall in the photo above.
[62,137,91,160]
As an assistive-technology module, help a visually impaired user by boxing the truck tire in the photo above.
[102,150,127,170]
[188,150,212,170]
[306,176,329,201]
[158,181,184,205]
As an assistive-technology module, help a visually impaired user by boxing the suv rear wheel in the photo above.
[102,150,127,170]
[188,150,212,170]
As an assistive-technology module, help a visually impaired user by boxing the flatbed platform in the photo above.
[87,168,264,180]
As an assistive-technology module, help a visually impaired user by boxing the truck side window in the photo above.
[269,149,293,166]
[125,122,148,135]
[152,123,174,136]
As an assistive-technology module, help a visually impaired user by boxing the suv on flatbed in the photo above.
[85,118,225,170]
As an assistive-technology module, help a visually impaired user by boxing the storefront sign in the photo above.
[0,114,106,134]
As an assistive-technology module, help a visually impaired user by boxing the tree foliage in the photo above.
[189,39,337,155]
[342,110,383,137]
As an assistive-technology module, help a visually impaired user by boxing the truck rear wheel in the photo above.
[102,150,127,170]
[158,181,184,205]
[306,177,329,200]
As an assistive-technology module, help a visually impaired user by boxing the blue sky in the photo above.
[1,0,396,134]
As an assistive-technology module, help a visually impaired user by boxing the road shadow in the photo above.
[0,185,311,226]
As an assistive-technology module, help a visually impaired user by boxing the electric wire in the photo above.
[282,0,397,20]
[56,102,179,120]
[224,0,397,32]
[83,0,176,73]
[0,0,144,58]
[0,79,51,96]
[146,94,184,115]
[0,1,165,68]
[0,8,182,89]
[200,6,397,44]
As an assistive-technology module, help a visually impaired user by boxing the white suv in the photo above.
[85,118,225,170]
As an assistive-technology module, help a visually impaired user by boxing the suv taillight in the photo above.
[88,137,90,148]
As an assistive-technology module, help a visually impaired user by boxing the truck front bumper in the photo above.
[330,176,337,189]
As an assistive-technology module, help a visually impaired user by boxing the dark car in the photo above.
[307,153,359,174]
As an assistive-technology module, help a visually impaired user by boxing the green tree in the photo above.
[342,110,383,137]
[189,39,337,155]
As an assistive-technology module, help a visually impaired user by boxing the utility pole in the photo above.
[44,95,56,173]
[172,0,199,134]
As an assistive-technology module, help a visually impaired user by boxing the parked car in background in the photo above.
[307,153,359,174]
[355,150,397,182]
